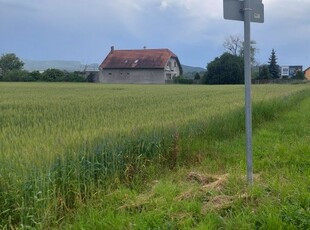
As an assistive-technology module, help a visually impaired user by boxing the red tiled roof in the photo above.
[99,48,180,69]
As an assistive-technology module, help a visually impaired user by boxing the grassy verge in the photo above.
[63,89,310,229]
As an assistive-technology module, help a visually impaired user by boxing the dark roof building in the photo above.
[99,47,182,84]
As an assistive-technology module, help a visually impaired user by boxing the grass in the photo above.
[64,89,310,229]
[0,82,309,229]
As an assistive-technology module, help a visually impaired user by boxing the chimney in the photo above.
[111,46,114,53]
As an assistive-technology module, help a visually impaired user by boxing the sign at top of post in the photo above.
[224,0,264,23]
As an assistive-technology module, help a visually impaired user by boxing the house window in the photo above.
[174,62,177,67]
[108,73,112,75]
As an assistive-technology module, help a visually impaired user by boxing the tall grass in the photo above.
[65,89,310,229]
[0,82,309,228]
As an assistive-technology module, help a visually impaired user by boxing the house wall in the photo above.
[305,68,310,80]
[164,57,181,80]
[99,69,166,84]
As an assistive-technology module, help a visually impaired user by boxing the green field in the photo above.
[0,82,309,229]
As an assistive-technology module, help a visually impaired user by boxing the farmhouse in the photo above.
[304,67,310,80]
[99,47,183,84]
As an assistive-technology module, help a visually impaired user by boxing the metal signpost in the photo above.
[223,0,264,185]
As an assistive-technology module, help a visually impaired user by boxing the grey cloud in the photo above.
[0,0,309,68]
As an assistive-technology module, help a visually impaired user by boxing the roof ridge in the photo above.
[100,48,180,70]
[112,48,170,51]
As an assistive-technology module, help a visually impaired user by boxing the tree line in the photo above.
[0,53,94,82]
[202,35,305,84]
[1,39,306,84]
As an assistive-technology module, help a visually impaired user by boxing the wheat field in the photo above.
[0,82,309,228]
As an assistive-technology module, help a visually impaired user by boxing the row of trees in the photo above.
[203,35,305,84]
[257,49,305,80]
[1,41,306,84]
[1,69,87,82]
[0,53,89,82]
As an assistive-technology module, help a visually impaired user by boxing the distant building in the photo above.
[304,67,310,80]
[99,47,182,84]
[281,65,303,78]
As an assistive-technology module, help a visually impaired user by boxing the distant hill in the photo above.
[23,59,99,72]
[23,59,204,74]
[181,65,206,73]
[22,59,82,72]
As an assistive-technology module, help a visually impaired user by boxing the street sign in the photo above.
[224,0,264,23]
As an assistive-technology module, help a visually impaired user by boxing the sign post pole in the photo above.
[243,0,253,185]
[224,0,264,185]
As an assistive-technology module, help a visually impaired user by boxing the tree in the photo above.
[194,72,200,80]
[204,52,244,84]
[1,70,31,82]
[268,49,280,79]
[223,35,242,56]
[223,35,258,65]
[0,53,24,74]
[42,68,65,82]
[293,71,305,80]
[257,64,271,80]
[29,71,42,81]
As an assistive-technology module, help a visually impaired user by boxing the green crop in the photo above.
[0,82,309,228]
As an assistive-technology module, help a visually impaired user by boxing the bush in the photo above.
[293,71,305,80]
[41,69,86,82]
[257,65,272,80]
[42,69,65,82]
[65,72,86,82]
[29,71,42,81]
[2,70,34,82]
[0,68,86,82]
[174,76,194,84]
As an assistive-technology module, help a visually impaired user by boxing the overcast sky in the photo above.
[0,0,309,68]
